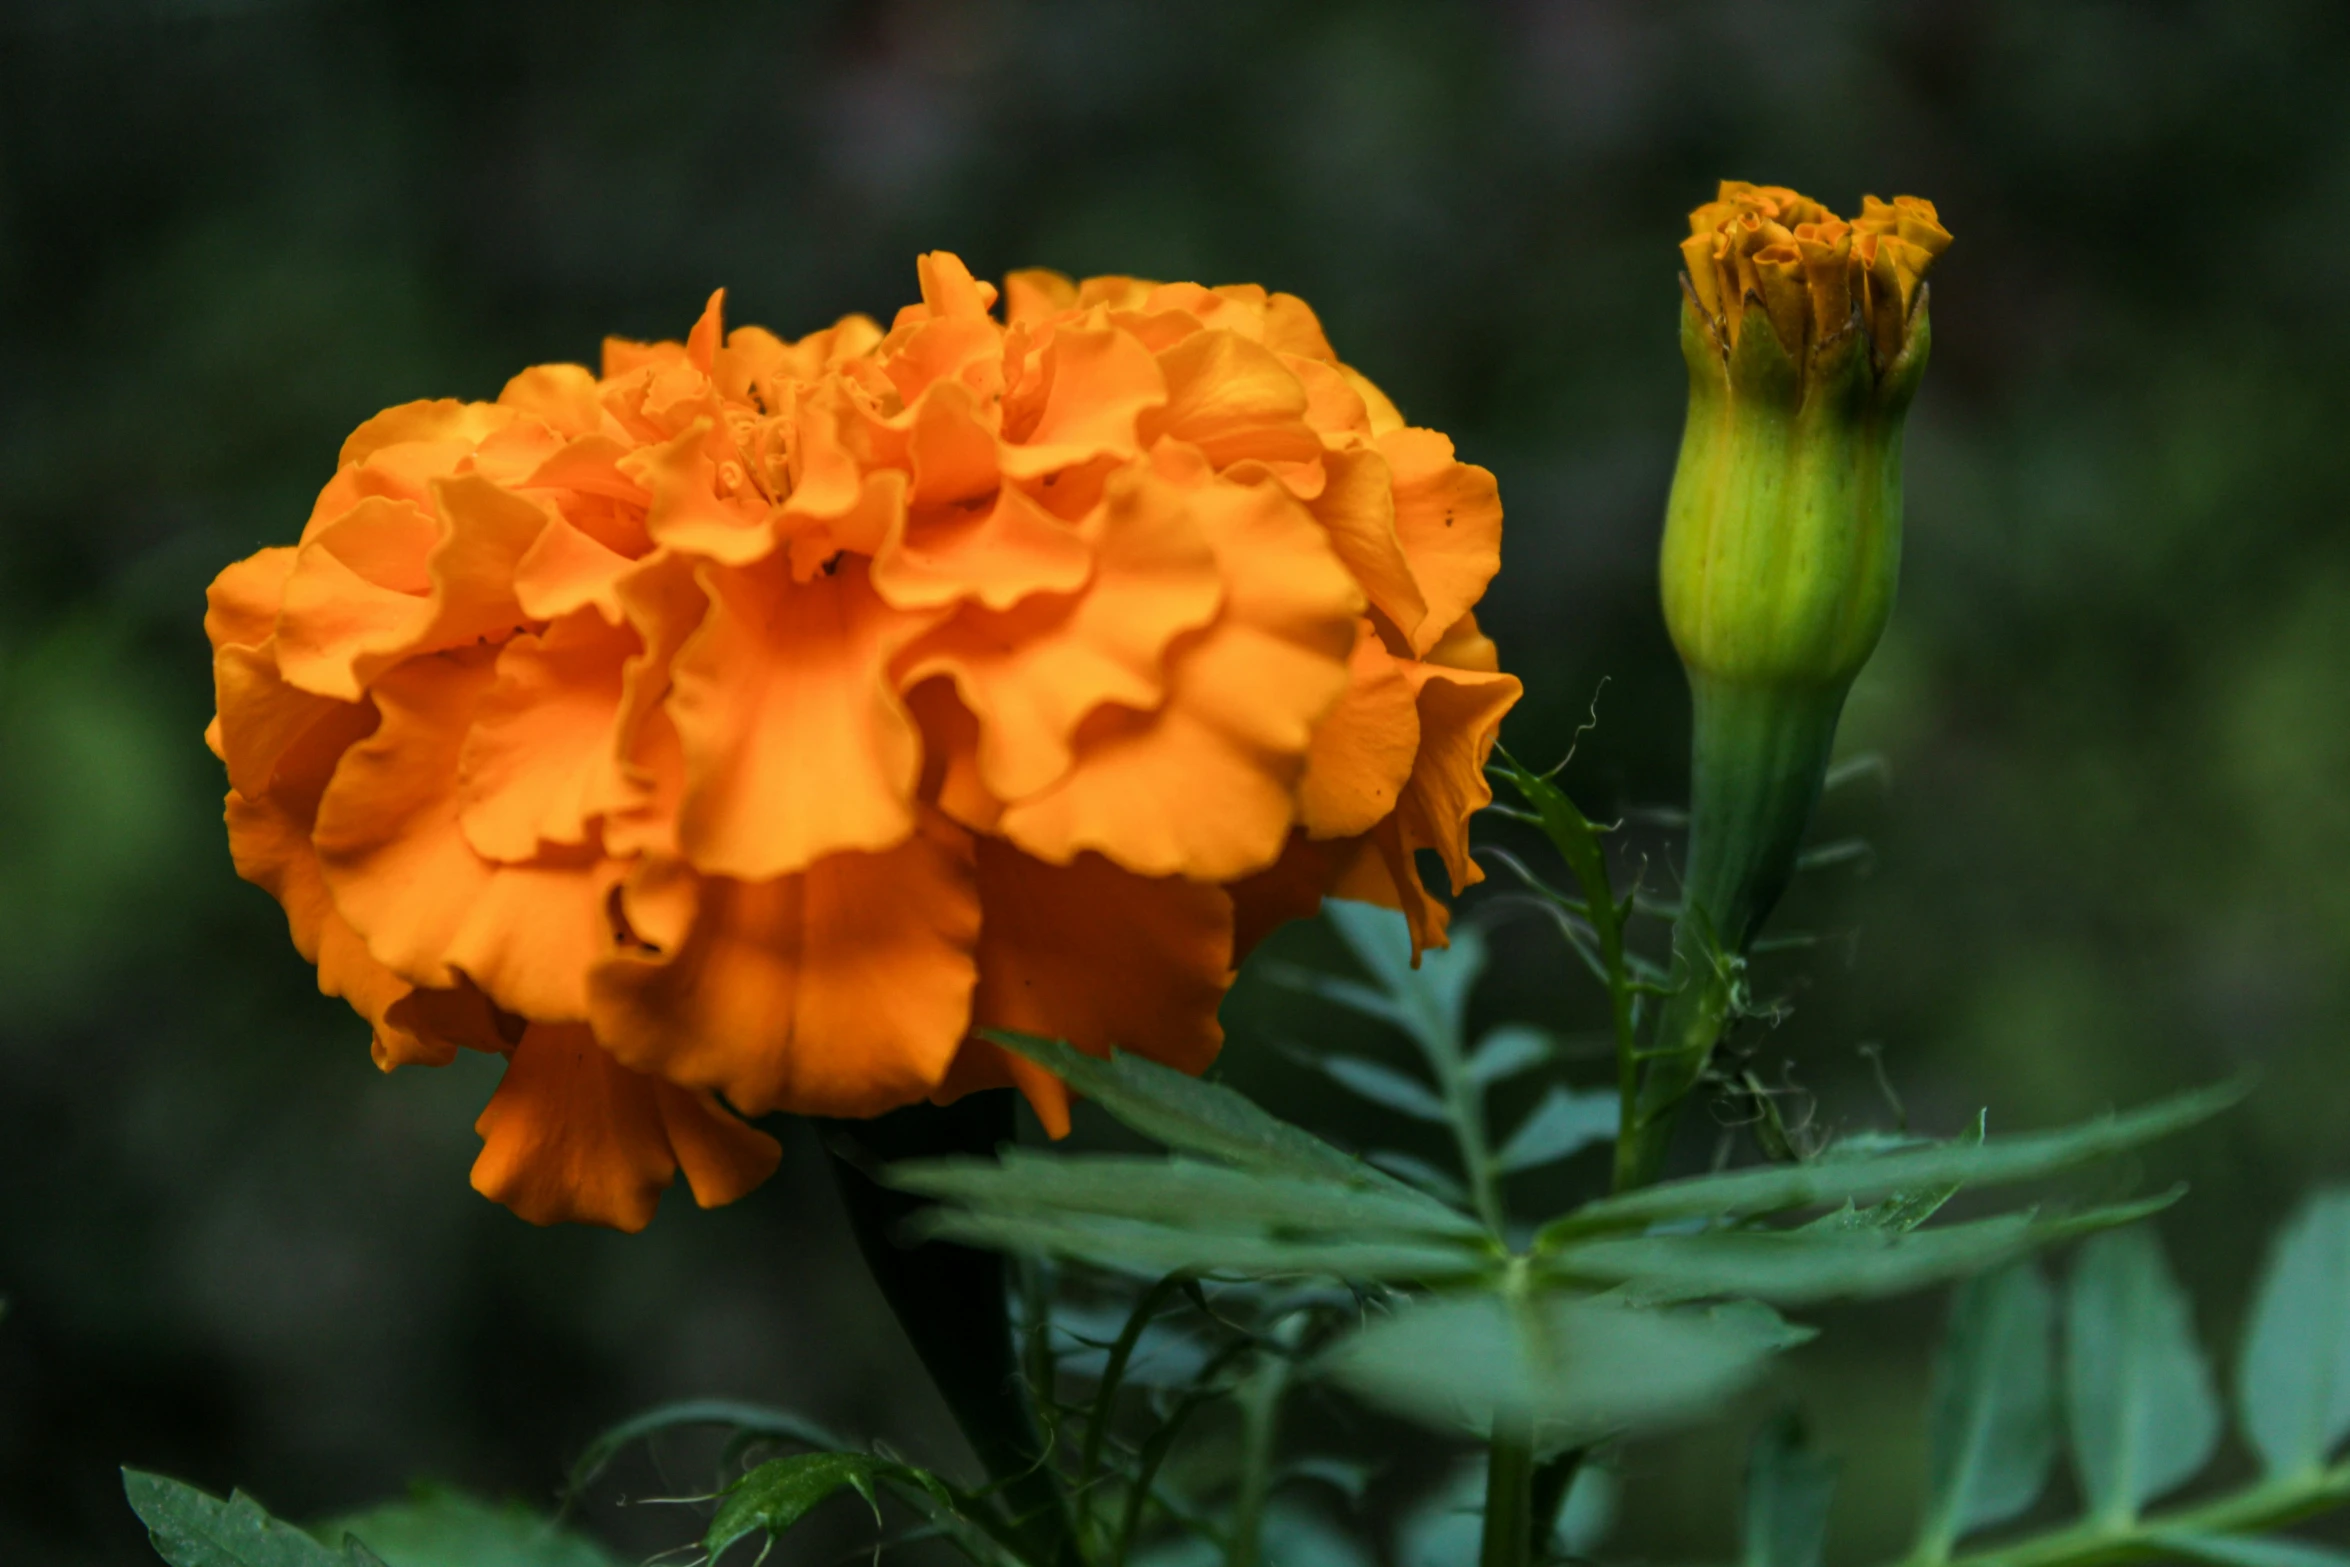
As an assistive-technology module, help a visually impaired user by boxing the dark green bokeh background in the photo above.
[5,1,2349,1562]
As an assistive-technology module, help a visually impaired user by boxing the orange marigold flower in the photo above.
[205,253,1520,1231]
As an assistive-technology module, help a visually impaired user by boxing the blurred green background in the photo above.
[5,0,2349,1562]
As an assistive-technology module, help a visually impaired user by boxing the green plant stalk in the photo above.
[1227,1350,1292,1567]
[1615,677,1844,1191]
[1622,288,1927,1188]
[822,1097,1080,1567]
[1886,1460,2350,1567]
[1481,1418,1537,1567]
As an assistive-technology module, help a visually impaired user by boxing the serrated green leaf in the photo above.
[1495,1087,1619,1174]
[917,1208,1495,1283]
[1468,1024,1555,1087]
[1540,1081,2243,1243]
[326,1489,622,1567]
[889,1152,1484,1240]
[1323,901,1485,1057]
[983,1032,1410,1193]
[1919,1265,2057,1555]
[1326,1292,1804,1438]
[2148,1532,2350,1567]
[1742,1413,1840,1567]
[564,1397,842,1501]
[1318,1056,1451,1122]
[706,1453,880,1561]
[2239,1188,2350,1478]
[122,1471,340,1567]
[2065,1228,2220,1522]
[1544,1197,2178,1306]
[1367,1150,1471,1207]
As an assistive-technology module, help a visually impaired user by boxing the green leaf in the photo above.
[1323,901,1485,1057]
[889,1151,1486,1240]
[1368,1150,1471,1207]
[1742,1413,1840,1567]
[1326,1291,1805,1438]
[1468,1024,1555,1087]
[325,1489,623,1567]
[122,1471,342,1567]
[2148,1532,2350,1567]
[1317,1056,1451,1122]
[917,1207,1495,1283]
[2239,1188,2350,1477]
[1495,1087,1619,1174]
[982,1031,1409,1192]
[1540,1081,2244,1243]
[1542,1197,2178,1306]
[564,1397,842,1501]
[705,1453,881,1562]
[1918,1265,2058,1555]
[2065,1228,2220,1522]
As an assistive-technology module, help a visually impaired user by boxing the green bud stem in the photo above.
[1620,286,1930,1189]
[1616,677,1847,1191]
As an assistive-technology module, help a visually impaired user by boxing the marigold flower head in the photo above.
[207,253,1520,1231]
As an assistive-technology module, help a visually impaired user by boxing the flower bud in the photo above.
[1660,180,1949,950]
[1618,183,1949,1191]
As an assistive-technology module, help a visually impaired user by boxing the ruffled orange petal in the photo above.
[338,399,517,470]
[589,810,981,1117]
[497,363,607,436]
[1394,662,1523,896]
[897,464,1225,801]
[205,548,299,653]
[277,475,552,701]
[1381,428,1503,657]
[223,691,502,1071]
[1146,330,1324,469]
[311,650,625,1020]
[1330,819,1451,956]
[944,839,1233,1136]
[1295,619,1420,839]
[999,318,1167,479]
[669,554,934,879]
[995,473,1362,880]
[457,609,638,862]
[470,1022,782,1232]
[1310,443,1430,645]
[871,477,1090,614]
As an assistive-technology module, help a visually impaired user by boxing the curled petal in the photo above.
[1296,620,1420,839]
[278,476,552,701]
[1310,444,1428,645]
[312,650,625,1020]
[943,840,1232,1135]
[458,609,638,862]
[670,554,934,878]
[1395,662,1523,896]
[470,1022,784,1232]
[997,477,1362,880]
[590,810,981,1117]
[999,319,1167,479]
[898,465,1224,800]
[206,548,299,653]
[1147,329,1323,469]
[872,480,1091,615]
[1381,428,1503,657]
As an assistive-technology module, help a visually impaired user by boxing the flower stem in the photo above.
[1616,676,1845,1191]
[822,1096,1081,1567]
[1480,1418,1537,1567]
